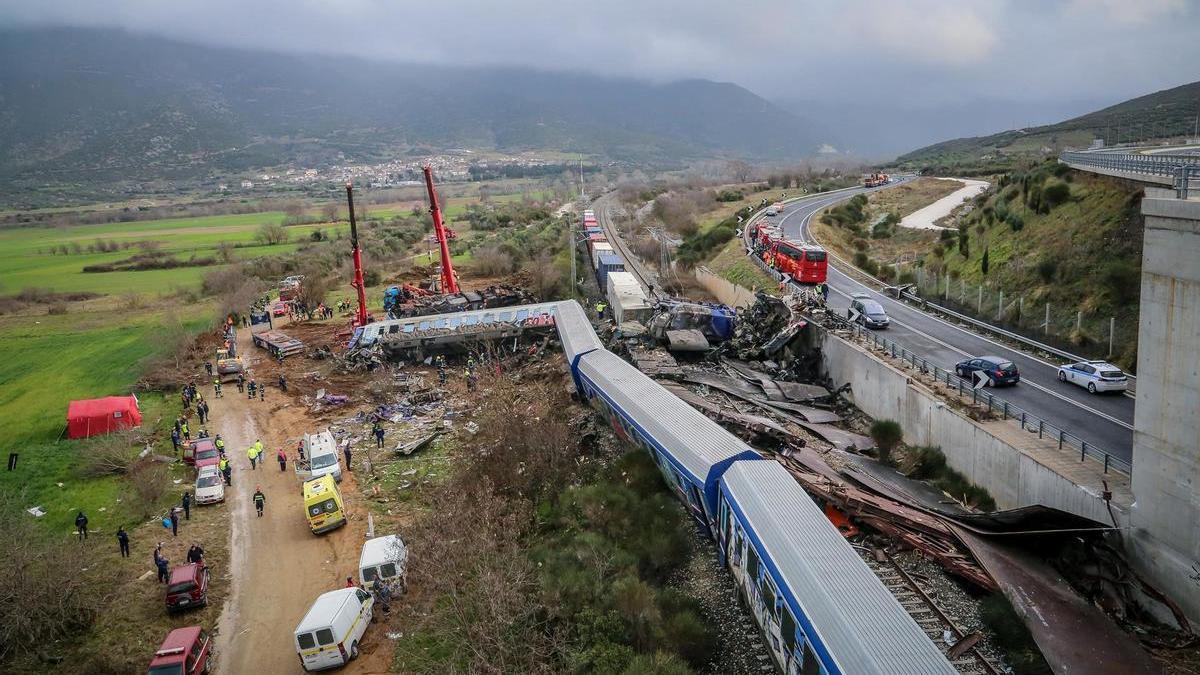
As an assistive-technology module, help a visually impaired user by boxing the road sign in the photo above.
[972,371,993,390]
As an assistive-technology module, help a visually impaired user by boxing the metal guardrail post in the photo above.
[1059,430,1065,450]
[1038,420,1043,439]
[1104,454,1110,474]
[1003,401,1009,420]
[1081,442,1087,462]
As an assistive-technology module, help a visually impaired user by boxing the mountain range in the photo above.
[0,28,822,192]
[894,80,1200,169]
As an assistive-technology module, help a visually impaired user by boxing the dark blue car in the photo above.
[955,355,1019,386]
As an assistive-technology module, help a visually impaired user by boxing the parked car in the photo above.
[272,302,289,317]
[146,626,212,675]
[194,444,221,472]
[1057,360,1129,393]
[294,587,374,671]
[849,293,890,329]
[182,438,217,466]
[166,563,210,613]
[194,465,225,505]
[955,355,1020,386]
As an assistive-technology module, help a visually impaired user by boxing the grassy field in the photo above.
[0,302,211,535]
[0,183,562,298]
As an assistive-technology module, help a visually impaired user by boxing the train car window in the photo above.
[388,325,399,334]
[802,642,820,675]
[747,545,760,584]
[782,607,798,658]
[762,578,777,619]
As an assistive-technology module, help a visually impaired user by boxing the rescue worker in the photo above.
[154,545,169,583]
[198,428,209,439]
[213,377,222,398]
[253,487,265,517]
[181,491,192,520]
[277,449,287,472]
[171,427,181,453]
[297,438,306,462]
[343,445,352,472]
[214,435,226,457]
[205,361,213,377]
[180,420,190,442]
[595,301,607,320]
[259,386,265,402]
[466,369,478,392]
[75,511,89,540]
[219,457,231,486]
[254,439,264,458]
[248,445,258,470]
[169,507,179,537]
[247,379,257,399]
[236,373,245,393]
[373,422,385,449]
[278,375,288,393]
[436,355,447,385]
[116,526,130,557]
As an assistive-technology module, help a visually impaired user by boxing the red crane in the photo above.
[423,165,460,294]
[345,183,370,327]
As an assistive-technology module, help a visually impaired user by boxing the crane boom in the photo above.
[346,183,370,327]
[423,165,459,294]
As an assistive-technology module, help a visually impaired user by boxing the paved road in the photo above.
[766,188,1136,465]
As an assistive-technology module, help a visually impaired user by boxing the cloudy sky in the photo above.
[2,0,1198,152]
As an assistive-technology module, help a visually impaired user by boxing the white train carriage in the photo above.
[719,461,956,675]
[575,348,761,534]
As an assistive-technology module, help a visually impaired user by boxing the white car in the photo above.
[195,465,225,504]
[1057,360,1129,394]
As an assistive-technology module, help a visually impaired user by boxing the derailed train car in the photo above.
[552,300,955,675]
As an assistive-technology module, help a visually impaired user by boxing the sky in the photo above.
[2,0,1198,153]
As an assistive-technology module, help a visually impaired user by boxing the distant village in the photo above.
[220,151,569,192]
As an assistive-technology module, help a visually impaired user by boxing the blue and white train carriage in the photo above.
[720,461,957,675]
[552,300,955,674]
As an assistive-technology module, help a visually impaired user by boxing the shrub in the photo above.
[47,303,69,315]
[715,189,744,202]
[852,238,869,251]
[1036,259,1058,283]
[853,251,870,268]
[1007,213,1024,232]
[981,247,990,275]
[869,420,903,464]
[255,222,288,245]
[932,244,945,259]
[1042,181,1071,208]
[1101,260,1140,304]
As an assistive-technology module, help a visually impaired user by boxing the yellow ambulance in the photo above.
[302,474,347,534]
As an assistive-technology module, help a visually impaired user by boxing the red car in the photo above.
[193,444,220,472]
[166,563,210,612]
[146,626,211,675]
[183,438,217,467]
[272,302,289,317]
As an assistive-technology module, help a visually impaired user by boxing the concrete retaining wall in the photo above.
[817,326,1120,526]
[694,266,758,308]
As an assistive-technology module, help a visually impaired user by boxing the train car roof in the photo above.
[577,349,759,485]
[554,300,603,365]
[722,461,956,675]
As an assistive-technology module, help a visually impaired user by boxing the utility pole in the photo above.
[579,157,586,201]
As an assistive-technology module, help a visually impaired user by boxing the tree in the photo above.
[981,247,990,275]
[255,222,288,246]
[726,160,752,183]
[869,420,903,464]
[958,229,970,258]
[321,203,338,222]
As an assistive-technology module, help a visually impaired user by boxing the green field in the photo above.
[0,306,210,535]
[0,212,354,296]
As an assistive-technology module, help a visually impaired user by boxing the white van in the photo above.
[294,587,374,671]
[359,535,408,590]
[302,431,341,482]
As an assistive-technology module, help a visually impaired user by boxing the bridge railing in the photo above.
[1060,151,1200,197]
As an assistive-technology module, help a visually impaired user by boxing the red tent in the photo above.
[66,396,142,439]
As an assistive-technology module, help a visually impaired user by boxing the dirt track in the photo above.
[212,323,391,674]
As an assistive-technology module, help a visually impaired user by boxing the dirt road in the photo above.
[211,323,391,674]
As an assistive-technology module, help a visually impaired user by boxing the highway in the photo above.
[766,187,1136,464]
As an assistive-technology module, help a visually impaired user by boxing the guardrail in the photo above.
[843,321,1131,476]
[738,193,1130,476]
[1060,151,1200,197]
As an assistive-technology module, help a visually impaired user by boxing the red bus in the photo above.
[764,241,828,284]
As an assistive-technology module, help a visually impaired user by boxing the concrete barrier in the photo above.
[815,325,1126,527]
[694,266,758,308]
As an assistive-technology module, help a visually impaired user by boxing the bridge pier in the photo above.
[1129,189,1200,623]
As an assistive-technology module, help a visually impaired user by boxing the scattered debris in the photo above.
[27,506,45,517]
[395,432,443,456]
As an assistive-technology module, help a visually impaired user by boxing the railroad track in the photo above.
[857,548,1000,675]
[592,193,661,299]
